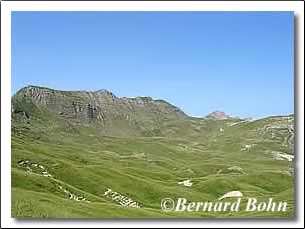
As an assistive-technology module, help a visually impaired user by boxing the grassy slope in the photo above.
[11,111,294,218]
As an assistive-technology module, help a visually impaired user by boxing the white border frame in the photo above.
[1,1,304,228]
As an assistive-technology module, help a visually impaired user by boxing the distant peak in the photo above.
[211,110,226,115]
[206,111,231,120]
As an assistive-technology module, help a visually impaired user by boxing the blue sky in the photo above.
[12,12,294,118]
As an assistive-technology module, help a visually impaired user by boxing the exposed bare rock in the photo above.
[206,111,232,120]
[12,86,187,131]
[257,116,294,149]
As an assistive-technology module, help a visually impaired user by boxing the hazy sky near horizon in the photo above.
[12,12,294,118]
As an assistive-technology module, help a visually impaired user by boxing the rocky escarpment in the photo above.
[12,85,187,130]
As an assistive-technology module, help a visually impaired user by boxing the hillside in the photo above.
[11,86,294,218]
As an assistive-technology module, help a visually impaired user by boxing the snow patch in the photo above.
[218,191,243,200]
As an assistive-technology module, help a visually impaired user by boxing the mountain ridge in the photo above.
[12,85,194,137]
[11,85,293,139]
[13,85,241,120]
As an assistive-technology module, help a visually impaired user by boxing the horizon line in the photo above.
[12,84,294,120]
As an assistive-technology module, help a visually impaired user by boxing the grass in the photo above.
[11,115,294,218]
[11,87,294,218]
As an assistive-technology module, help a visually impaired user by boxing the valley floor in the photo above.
[11,125,294,218]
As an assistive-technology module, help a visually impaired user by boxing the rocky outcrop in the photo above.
[12,86,187,130]
[256,116,294,149]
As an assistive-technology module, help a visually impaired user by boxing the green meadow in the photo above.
[12,115,294,218]
[11,87,294,218]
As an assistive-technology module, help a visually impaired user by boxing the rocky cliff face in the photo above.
[12,85,187,129]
